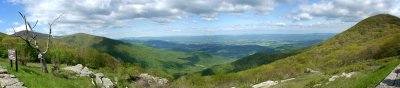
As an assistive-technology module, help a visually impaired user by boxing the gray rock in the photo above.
[0,67,26,88]
[304,68,319,73]
[63,64,83,73]
[0,74,10,78]
[0,78,19,87]
[95,73,104,78]
[102,78,115,88]
[252,80,278,88]
[95,77,103,86]
[0,69,9,74]
[64,64,116,88]
[5,82,25,88]
[79,67,92,77]
[137,73,168,87]
[89,73,96,78]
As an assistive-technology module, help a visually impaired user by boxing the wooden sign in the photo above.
[8,49,16,61]
[7,49,18,72]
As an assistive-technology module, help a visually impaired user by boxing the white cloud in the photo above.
[5,24,31,35]
[275,22,287,26]
[292,13,313,21]
[8,0,289,35]
[291,0,400,21]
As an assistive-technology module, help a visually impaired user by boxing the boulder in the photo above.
[136,73,168,87]
[95,73,105,78]
[0,78,20,87]
[304,68,319,73]
[329,72,356,82]
[79,67,92,77]
[341,72,355,78]
[0,74,10,78]
[329,75,339,81]
[0,69,9,74]
[63,64,83,73]
[64,64,115,88]
[89,74,96,78]
[101,78,115,88]
[252,80,278,88]
[95,77,103,86]
[4,82,25,88]
[280,78,295,83]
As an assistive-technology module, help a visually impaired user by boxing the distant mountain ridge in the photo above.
[124,33,335,41]
[122,34,332,58]
[13,31,50,38]
[122,33,335,46]
[125,40,276,58]
[173,14,400,87]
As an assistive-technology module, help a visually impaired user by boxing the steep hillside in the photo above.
[173,14,400,87]
[58,33,235,76]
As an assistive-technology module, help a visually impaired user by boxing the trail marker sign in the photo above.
[7,49,18,72]
[8,49,16,61]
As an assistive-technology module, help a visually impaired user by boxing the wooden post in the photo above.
[15,50,18,72]
[10,60,12,67]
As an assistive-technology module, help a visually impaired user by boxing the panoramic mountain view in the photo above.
[0,0,400,88]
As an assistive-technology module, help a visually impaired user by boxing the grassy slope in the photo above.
[0,59,93,88]
[172,14,400,87]
[272,56,400,88]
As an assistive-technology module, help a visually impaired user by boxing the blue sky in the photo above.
[0,0,399,38]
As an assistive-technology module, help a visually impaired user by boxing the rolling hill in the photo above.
[172,14,400,87]
[57,33,235,77]
[200,49,302,76]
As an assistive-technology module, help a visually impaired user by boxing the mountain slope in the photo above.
[13,31,50,38]
[58,33,235,76]
[200,49,301,76]
[173,14,400,87]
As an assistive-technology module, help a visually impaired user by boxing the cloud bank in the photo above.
[9,0,289,35]
[291,0,400,21]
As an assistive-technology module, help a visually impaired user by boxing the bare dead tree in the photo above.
[12,12,61,73]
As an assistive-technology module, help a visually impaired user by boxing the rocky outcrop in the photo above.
[376,65,400,88]
[252,80,278,88]
[252,78,295,88]
[62,64,93,77]
[63,64,115,88]
[135,73,168,87]
[328,72,355,82]
[93,73,114,88]
[304,68,319,73]
[0,67,26,88]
